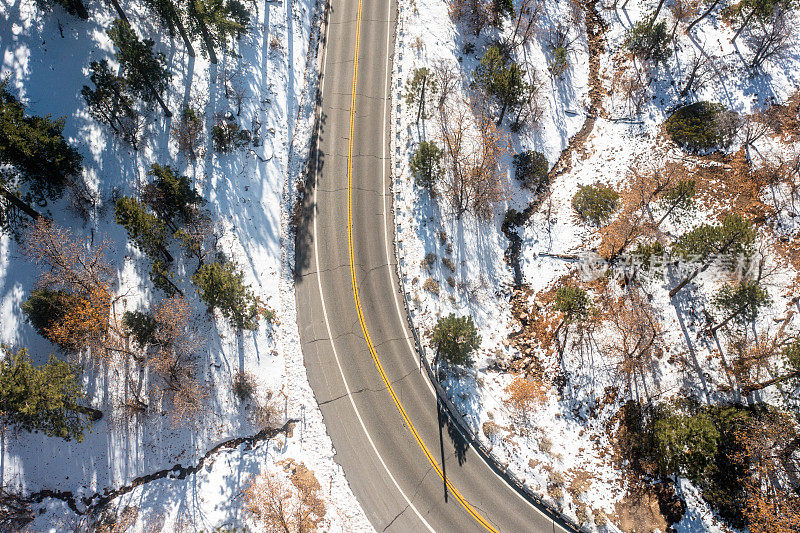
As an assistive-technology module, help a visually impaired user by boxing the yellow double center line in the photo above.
[344,2,498,532]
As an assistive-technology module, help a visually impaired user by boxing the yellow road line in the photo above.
[344,2,498,531]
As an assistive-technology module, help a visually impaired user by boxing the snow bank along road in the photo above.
[295,0,570,531]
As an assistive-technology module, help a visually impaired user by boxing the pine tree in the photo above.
[475,46,529,125]
[114,196,173,262]
[665,102,739,153]
[626,19,672,63]
[432,313,481,367]
[142,164,204,230]
[553,286,592,323]
[0,345,97,442]
[122,310,158,347]
[81,60,141,148]
[670,214,755,297]
[709,280,770,334]
[490,0,514,27]
[405,67,437,122]
[171,106,204,159]
[653,411,719,483]
[142,0,196,56]
[35,0,90,19]
[188,0,249,63]
[409,141,443,191]
[0,79,82,203]
[513,150,548,192]
[107,19,173,117]
[0,171,41,224]
[191,261,258,330]
[572,184,620,225]
[150,258,183,296]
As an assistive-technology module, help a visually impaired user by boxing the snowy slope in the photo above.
[392,0,800,531]
[0,0,372,530]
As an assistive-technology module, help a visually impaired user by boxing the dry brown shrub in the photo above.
[504,375,548,426]
[145,297,206,427]
[669,0,701,27]
[46,285,113,356]
[734,410,800,533]
[765,91,800,142]
[250,396,281,430]
[692,153,773,222]
[168,375,207,428]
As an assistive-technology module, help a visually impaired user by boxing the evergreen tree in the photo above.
[211,119,250,152]
[572,183,619,225]
[670,214,755,297]
[21,289,78,345]
[123,310,158,347]
[191,261,258,330]
[81,60,141,148]
[626,18,672,63]
[553,286,592,323]
[432,313,481,367]
[0,170,41,225]
[475,46,529,125]
[107,19,173,117]
[149,258,183,296]
[189,0,249,63]
[709,280,770,333]
[35,0,90,19]
[114,196,173,262]
[0,345,95,442]
[653,411,719,483]
[0,80,82,203]
[142,0,196,56]
[491,0,514,25]
[404,67,437,121]
[409,141,443,191]
[142,163,204,230]
[513,150,549,192]
[665,102,739,153]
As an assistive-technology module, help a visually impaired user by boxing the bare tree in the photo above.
[448,0,492,37]
[244,467,326,533]
[509,0,542,51]
[746,7,796,70]
[741,111,772,162]
[687,0,723,33]
[511,69,544,131]
[680,51,712,97]
[433,59,458,111]
[0,486,33,532]
[438,98,507,220]
[604,289,662,401]
[23,218,114,298]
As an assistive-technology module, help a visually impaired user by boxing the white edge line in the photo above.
[311,4,436,532]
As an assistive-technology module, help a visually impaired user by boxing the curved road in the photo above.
[295,1,570,531]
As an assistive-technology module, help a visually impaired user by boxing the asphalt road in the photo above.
[295,1,571,531]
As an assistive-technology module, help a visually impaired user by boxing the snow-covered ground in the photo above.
[392,0,800,531]
[0,0,371,530]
